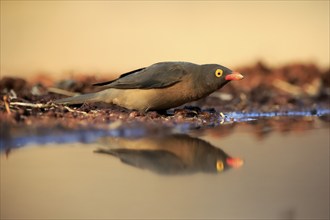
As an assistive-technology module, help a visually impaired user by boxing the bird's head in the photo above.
[199,64,244,90]
[215,157,244,172]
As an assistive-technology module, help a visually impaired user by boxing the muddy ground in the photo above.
[1,62,329,133]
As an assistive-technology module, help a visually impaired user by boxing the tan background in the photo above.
[1,1,329,78]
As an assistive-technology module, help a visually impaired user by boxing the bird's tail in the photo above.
[54,92,103,105]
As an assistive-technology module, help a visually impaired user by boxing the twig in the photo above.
[9,101,89,115]
[3,95,11,115]
[219,112,225,124]
[63,106,88,115]
[9,102,52,108]
[9,90,17,99]
[273,79,302,96]
[48,87,80,97]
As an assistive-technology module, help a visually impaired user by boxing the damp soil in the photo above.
[0,62,329,132]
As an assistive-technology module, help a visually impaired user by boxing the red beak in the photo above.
[225,72,244,81]
[226,157,244,168]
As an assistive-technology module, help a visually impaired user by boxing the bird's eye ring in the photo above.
[215,69,223,78]
[216,160,224,172]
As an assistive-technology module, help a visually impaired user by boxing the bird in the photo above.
[54,61,244,111]
[94,134,244,175]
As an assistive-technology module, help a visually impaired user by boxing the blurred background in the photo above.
[1,1,329,78]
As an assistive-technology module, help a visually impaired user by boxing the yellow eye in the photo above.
[215,69,223,78]
[216,160,224,172]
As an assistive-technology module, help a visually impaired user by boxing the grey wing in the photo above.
[95,62,187,89]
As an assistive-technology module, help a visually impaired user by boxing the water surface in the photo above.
[1,116,329,219]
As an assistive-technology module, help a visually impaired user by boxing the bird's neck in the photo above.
[192,76,218,100]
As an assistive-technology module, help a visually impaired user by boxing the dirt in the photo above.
[0,62,329,132]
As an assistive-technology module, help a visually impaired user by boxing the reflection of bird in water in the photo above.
[94,134,243,175]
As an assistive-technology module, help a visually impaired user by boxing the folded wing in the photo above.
[93,62,187,89]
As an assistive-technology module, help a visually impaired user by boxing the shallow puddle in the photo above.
[1,115,329,219]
